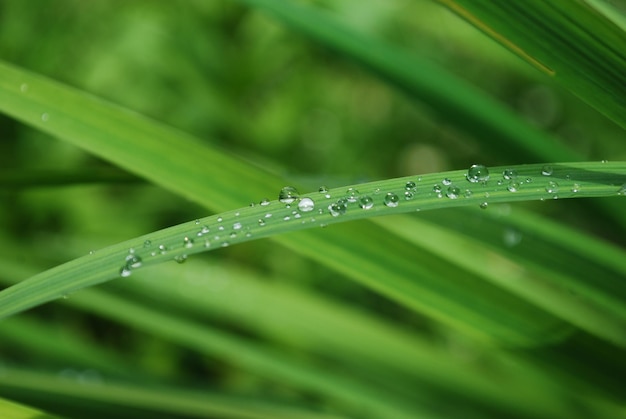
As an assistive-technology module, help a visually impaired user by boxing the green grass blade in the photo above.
[438,0,626,130]
[0,368,346,419]
[0,263,597,419]
[0,162,625,346]
[234,0,579,163]
[0,397,62,419]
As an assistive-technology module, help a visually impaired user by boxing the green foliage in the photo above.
[0,1,625,418]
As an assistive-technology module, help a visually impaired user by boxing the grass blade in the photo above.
[0,162,625,346]
[234,0,579,163]
[438,0,626,130]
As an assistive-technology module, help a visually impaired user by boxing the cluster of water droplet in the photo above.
[119,249,143,277]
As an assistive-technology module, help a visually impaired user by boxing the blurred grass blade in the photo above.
[234,0,579,163]
[0,368,346,419]
[438,0,626,130]
[0,397,61,419]
[0,262,599,419]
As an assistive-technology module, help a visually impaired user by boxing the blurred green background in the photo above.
[1,1,625,418]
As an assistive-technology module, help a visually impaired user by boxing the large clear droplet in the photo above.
[503,169,518,180]
[446,186,460,199]
[541,165,553,176]
[507,182,520,192]
[545,181,559,194]
[466,164,490,183]
[279,186,299,204]
[346,188,359,203]
[359,196,374,209]
[328,199,347,217]
[383,193,399,207]
[125,254,143,269]
[298,197,315,212]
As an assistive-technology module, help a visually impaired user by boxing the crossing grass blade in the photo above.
[0,260,606,419]
[234,0,579,163]
[437,0,626,130]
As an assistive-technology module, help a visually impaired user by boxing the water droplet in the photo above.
[503,169,518,180]
[358,196,374,209]
[446,186,460,199]
[201,226,210,234]
[233,222,242,230]
[442,178,452,186]
[479,202,488,209]
[432,185,443,198]
[405,181,416,190]
[158,244,168,255]
[541,165,553,176]
[346,188,359,202]
[183,237,194,248]
[404,191,414,200]
[601,159,608,163]
[41,113,49,122]
[545,181,559,194]
[258,219,266,226]
[264,213,272,218]
[260,198,270,206]
[283,215,291,221]
[143,240,152,248]
[571,183,581,193]
[328,199,348,217]
[298,197,315,212]
[221,242,230,248]
[466,164,490,183]
[319,186,328,193]
[120,266,132,277]
[218,225,225,231]
[249,202,255,207]
[617,184,626,195]
[383,193,399,208]
[507,182,520,192]
[464,189,473,198]
[125,254,143,269]
[175,254,188,264]
[279,186,299,204]
[195,219,200,225]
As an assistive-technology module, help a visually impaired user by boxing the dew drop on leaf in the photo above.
[479,202,488,209]
[383,193,399,207]
[346,188,359,202]
[279,186,299,204]
[298,197,315,212]
[503,169,518,180]
[541,165,553,176]
[466,164,490,183]
[507,182,520,192]
[175,254,188,264]
[125,254,143,269]
[446,186,460,199]
[442,178,452,186]
[359,196,374,209]
[233,222,242,230]
[183,237,194,248]
[545,181,559,194]
[328,199,348,217]
[260,198,270,206]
